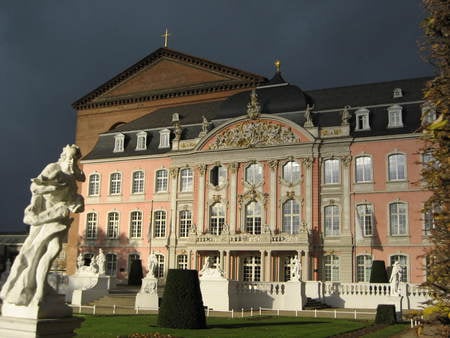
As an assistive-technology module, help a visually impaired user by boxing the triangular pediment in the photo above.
[73,48,266,109]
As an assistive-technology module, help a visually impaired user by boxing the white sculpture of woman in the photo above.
[76,253,84,270]
[390,261,402,296]
[0,145,85,306]
[148,252,158,278]
[291,256,302,281]
[97,249,106,275]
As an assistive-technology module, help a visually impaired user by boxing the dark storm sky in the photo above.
[0,1,432,232]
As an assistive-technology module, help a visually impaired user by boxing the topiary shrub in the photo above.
[370,260,389,283]
[375,304,397,324]
[158,269,206,329]
[128,259,143,286]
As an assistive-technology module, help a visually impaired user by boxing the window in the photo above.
[155,254,165,278]
[128,254,140,273]
[86,212,97,239]
[355,156,373,183]
[130,211,142,238]
[159,128,170,148]
[113,133,125,152]
[245,201,262,234]
[389,202,407,236]
[132,171,145,194]
[106,212,119,239]
[106,253,117,276]
[155,169,168,192]
[283,161,300,184]
[109,172,122,195]
[421,103,436,125]
[154,210,166,237]
[209,203,225,235]
[355,108,370,131]
[210,165,227,186]
[323,255,339,281]
[387,105,403,128]
[177,255,188,270]
[245,163,263,185]
[393,88,403,98]
[179,210,191,238]
[283,256,294,282]
[136,131,147,151]
[242,256,261,281]
[424,208,435,235]
[356,255,372,282]
[390,255,408,282]
[324,205,340,236]
[324,159,340,184]
[356,204,373,236]
[282,199,300,234]
[180,168,193,192]
[88,173,100,196]
[388,154,406,181]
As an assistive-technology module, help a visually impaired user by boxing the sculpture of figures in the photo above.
[304,104,314,128]
[390,261,402,296]
[291,255,302,281]
[341,105,351,126]
[148,252,158,278]
[201,116,209,135]
[199,256,224,279]
[174,122,182,140]
[97,249,106,275]
[76,253,84,270]
[200,256,211,274]
[0,145,85,306]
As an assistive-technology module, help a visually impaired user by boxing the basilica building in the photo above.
[68,47,433,285]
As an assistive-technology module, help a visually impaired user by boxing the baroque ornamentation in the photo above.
[198,164,207,176]
[247,89,261,119]
[341,105,351,126]
[342,155,352,167]
[209,121,298,150]
[169,167,179,178]
[302,157,313,168]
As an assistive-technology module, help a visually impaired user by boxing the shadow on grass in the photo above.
[149,320,328,330]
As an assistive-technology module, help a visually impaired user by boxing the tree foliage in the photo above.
[420,0,450,311]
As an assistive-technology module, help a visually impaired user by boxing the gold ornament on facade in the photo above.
[169,167,179,178]
[198,164,207,176]
[302,157,313,168]
[269,160,278,170]
[342,155,352,167]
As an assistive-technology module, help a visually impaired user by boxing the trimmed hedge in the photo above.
[370,260,389,283]
[158,269,206,329]
[128,259,143,286]
[375,304,397,324]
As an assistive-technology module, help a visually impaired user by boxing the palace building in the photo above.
[69,47,433,285]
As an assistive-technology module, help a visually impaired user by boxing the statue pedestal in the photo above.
[200,275,230,311]
[135,277,158,310]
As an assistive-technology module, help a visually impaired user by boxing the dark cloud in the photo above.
[0,0,432,231]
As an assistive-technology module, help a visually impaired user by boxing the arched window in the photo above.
[155,169,168,192]
[388,154,406,181]
[107,212,119,239]
[128,253,140,274]
[135,131,147,151]
[109,172,122,195]
[88,173,100,196]
[323,255,339,281]
[283,161,300,184]
[155,254,165,278]
[324,159,340,184]
[324,205,339,236]
[356,255,372,282]
[245,163,263,185]
[387,105,403,128]
[282,199,300,234]
[86,212,97,239]
[106,253,117,276]
[209,203,225,235]
[210,165,227,187]
[389,202,407,236]
[245,201,261,234]
[113,133,125,152]
[179,210,192,238]
[130,211,142,238]
[132,170,144,194]
[180,168,193,192]
[356,204,373,236]
[153,210,166,238]
[355,156,372,183]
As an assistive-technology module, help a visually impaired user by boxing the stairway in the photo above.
[304,297,331,309]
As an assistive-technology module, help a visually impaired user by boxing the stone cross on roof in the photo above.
[161,28,171,48]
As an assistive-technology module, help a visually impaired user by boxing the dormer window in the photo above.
[159,129,170,149]
[393,88,403,98]
[136,131,147,151]
[355,108,370,131]
[387,105,403,128]
[421,102,436,126]
[113,133,125,152]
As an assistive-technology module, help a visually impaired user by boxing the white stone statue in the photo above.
[390,261,402,296]
[0,144,85,306]
[199,256,224,280]
[97,249,106,275]
[290,255,302,281]
[76,253,84,270]
[147,252,158,278]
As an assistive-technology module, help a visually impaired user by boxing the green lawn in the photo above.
[74,314,370,338]
[360,323,409,338]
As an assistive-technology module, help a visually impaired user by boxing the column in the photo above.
[267,250,272,281]
[193,250,198,271]
[229,163,238,233]
[269,161,278,231]
[342,156,351,232]
[225,250,230,279]
[220,250,224,271]
[303,158,313,228]
[197,165,206,233]
[168,167,179,269]
[303,250,310,281]
[260,250,265,281]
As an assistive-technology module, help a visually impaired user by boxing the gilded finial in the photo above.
[274,60,281,73]
[161,28,171,48]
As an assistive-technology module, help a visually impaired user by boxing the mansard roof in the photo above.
[83,76,430,161]
[72,48,266,110]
